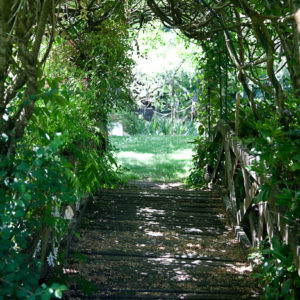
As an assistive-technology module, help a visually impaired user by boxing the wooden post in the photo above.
[249,211,257,246]
[224,139,238,224]
[258,202,265,241]
[239,167,257,219]
[235,92,240,137]
[216,119,300,275]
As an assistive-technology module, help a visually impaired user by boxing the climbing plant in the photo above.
[131,22,199,119]
[0,1,137,298]
[0,0,299,298]
[145,0,300,297]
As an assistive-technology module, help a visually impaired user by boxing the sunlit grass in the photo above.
[110,135,196,183]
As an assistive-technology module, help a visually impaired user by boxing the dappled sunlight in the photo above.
[117,159,192,182]
[148,257,177,266]
[137,207,166,216]
[172,268,195,282]
[154,182,185,189]
[111,135,195,182]
[145,231,164,237]
[63,267,79,274]
[168,148,194,159]
[118,151,154,160]
[225,263,253,274]
[63,186,260,298]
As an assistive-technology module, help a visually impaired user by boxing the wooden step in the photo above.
[63,185,260,299]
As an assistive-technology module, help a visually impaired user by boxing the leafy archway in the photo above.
[0,1,299,298]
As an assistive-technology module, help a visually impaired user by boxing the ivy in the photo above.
[250,237,300,300]
[0,1,135,297]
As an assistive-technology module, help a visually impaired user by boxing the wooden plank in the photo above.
[248,211,257,246]
[235,93,240,137]
[216,120,261,184]
[234,225,251,249]
[237,167,258,224]
[271,207,300,276]
[215,120,299,275]
[267,189,300,275]
[222,193,234,226]
[257,202,265,241]
[263,205,276,248]
[224,139,238,224]
[64,186,260,298]
[232,156,239,176]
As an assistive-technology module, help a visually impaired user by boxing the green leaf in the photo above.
[54,285,67,298]
[0,170,7,179]
[254,184,271,203]
[14,209,24,218]
[271,236,281,251]
[262,249,272,255]
[291,162,300,171]
[32,169,44,180]
[16,199,25,207]
[73,231,80,239]
[271,250,286,262]
[49,135,67,152]
[48,283,67,298]
[36,147,46,157]
[54,95,67,106]
[17,162,30,173]
[281,278,291,296]
[41,291,51,300]
[17,289,28,298]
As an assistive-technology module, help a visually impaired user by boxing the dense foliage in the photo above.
[0,1,135,298]
[145,1,300,297]
[0,0,299,298]
[110,111,197,135]
[131,23,198,116]
[250,237,300,299]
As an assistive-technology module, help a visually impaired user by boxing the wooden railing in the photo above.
[210,119,300,275]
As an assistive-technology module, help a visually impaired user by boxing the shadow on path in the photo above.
[64,184,260,299]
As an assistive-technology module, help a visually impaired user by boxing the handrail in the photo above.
[216,120,262,184]
[211,119,300,275]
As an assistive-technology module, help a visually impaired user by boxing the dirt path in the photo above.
[63,184,260,299]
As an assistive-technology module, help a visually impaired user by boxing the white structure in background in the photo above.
[110,122,124,136]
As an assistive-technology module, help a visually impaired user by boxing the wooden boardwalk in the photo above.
[64,184,260,299]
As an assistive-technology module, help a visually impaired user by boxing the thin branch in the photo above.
[41,0,56,66]
[32,0,53,63]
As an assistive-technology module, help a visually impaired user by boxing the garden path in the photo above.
[64,183,260,299]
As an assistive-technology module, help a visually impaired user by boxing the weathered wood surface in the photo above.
[63,185,260,299]
[216,120,261,184]
[215,120,300,275]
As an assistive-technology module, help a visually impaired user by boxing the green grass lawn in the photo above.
[110,135,196,183]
